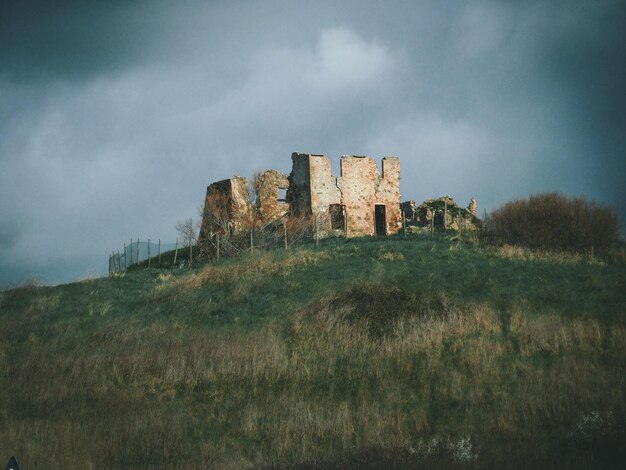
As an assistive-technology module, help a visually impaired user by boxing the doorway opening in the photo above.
[329,204,345,231]
[375,205,386,236]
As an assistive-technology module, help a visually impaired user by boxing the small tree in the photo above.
[175,218,197,247]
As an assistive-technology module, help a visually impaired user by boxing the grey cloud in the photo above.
[0,0,624,284]
[1,1,150,82]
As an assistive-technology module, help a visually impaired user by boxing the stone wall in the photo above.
[402,196,480,231]
[376,157,402,235]
[255,169,289,224]
[287,152,402,237]
[199,176,252,241]
[201,152,402,241]
[468,198,477,216]
[287,153,312,215]
[338,156,402,236]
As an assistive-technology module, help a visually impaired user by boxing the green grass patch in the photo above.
[1,235,625,468]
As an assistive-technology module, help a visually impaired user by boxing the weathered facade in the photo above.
[254,169,290,224]
[198,176,252,240]
[288,153,402,237]
[199,152,403,242]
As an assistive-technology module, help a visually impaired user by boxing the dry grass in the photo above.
[161,249,331,292]
[1,238,624,468]
[2,293,624,467]
[378,250,406,261]
[14,287,626,467]
[494,244,607,265]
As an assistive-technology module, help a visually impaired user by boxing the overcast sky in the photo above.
[1,0,624,285]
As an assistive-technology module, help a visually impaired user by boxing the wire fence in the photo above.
[108,217,320,275]
[108,210,480,275]
[108,239,179,275]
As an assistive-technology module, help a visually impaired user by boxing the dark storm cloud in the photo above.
[0,0,149,81]
[537,1,626,204]
[0,0,624,284]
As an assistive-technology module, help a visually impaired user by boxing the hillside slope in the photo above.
[1,236,625,469]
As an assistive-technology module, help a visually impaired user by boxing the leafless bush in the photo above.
[484,192,619,254]
[286,213,316,245]
[174,218,197,247]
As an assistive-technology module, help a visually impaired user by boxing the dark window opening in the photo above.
[418,207,429,222]
[434,210,445,230]
[375,205,386,236]
[329,204,345,230]
[277,188,287,202]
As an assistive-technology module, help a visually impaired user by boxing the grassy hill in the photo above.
[1,235,625,468]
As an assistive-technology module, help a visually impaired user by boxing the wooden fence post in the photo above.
[250,229,254,253]
[158,239,161,266]
[130,238,133,265]
[137,239,141,267]
[117,251,120,273]
[344,207,348,240]
[444,201,447,230]
[174,238,178,265]
[403,213,407,237]
[216,233,220,262]
[189,241,193,264]
[148,239,151,267]
[284,221,288,249]
[123,243,127,270]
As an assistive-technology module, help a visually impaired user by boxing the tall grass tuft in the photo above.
[298,282,455,337]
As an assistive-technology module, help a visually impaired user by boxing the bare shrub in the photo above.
[174,218,197,247]
[484,192,619,254]
[285,213,315,245]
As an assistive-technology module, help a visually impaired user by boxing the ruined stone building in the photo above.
[198,176,254,241]
[254,169,290,224]
[288,153,402,237]
[199,152,402,241]
[401,196,480,231]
